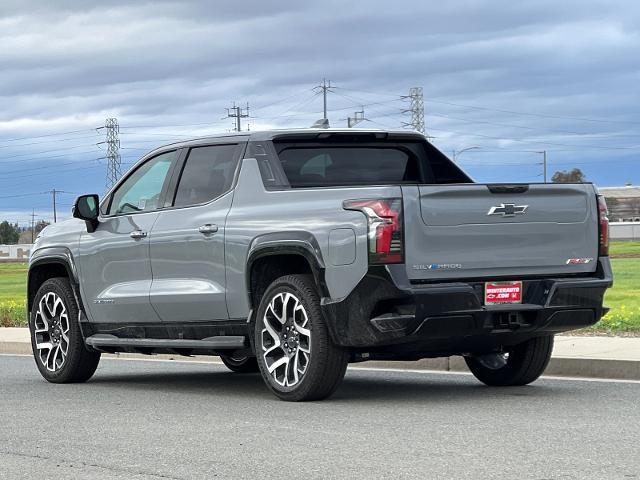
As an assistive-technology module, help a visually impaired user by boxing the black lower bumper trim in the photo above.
[322,260,612,351]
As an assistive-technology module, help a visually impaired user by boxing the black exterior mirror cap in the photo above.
[73,194,100,232]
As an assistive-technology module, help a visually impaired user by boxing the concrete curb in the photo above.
[2,340,639,381]
[0,342,32,356]
[363,356,640,381]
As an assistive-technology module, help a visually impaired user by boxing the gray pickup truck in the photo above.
[27,129,612,401]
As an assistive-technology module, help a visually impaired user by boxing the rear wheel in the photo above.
[465,336,554,386]
[255,274,349,401]
[220,354,259,373]
[29,277,101,383]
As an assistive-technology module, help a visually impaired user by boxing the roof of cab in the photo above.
[138,128,427,162]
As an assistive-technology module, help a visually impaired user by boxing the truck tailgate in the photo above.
[402,183,599,281]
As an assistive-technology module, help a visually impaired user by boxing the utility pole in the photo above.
[48,189,67,223]
[314,79,335,121]
[226,103,250,132]
[347,108,366,128]
[97,118,122,189]
[536,150,548,182]
[30,209,36,243]
[402,87,426,136]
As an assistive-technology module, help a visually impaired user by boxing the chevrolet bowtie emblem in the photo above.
[487,203,528,217]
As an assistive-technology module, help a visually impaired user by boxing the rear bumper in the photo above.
[321,258,613,356]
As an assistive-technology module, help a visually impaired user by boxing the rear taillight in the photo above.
[597,194,609,256]
[343,198,404,264]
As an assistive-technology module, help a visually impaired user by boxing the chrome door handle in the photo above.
[130,230,147,239]
[198,224,218,235]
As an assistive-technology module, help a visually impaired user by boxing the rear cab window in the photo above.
[250,133,472,189]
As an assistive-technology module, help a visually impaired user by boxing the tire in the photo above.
[220,354,259,373]
[29,277,101,383]
[254,274,349,401]
[465,335,554,387]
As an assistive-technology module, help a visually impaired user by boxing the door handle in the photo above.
[130,230,147,239]
[198,224,218,235]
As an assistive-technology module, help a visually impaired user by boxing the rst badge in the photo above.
[566,258,594,264]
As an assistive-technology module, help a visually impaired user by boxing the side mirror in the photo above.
[73,194,100,233]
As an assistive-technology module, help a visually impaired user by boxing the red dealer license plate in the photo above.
[484,281,523,305]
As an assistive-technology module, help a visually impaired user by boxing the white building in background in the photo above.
[599,185,640,222]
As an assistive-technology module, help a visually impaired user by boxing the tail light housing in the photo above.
[344,198,404,264]
[597,194,609,256]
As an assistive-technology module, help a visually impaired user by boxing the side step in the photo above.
[85,334,246,353]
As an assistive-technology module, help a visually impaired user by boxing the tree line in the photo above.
[0,220,50,244]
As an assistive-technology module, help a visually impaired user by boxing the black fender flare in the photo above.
[246,231,328,307]
[28,247,81,312]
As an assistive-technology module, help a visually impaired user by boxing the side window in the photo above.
[108,151,175,215]
[173,144,240,207]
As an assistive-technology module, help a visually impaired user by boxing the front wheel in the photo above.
[29,277,101,383]
[255,274,349,401]
[465,336,554,386]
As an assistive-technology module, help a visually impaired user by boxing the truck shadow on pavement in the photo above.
[86,364,563,403]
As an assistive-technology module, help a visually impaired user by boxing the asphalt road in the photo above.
[1,355,639,480]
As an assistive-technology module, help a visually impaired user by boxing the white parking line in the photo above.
[3,352,639,384]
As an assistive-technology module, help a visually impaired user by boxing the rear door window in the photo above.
[173,144,241,207]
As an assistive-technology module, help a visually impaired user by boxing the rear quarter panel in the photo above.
[225,157,401,319]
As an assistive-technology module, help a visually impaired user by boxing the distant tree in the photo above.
[34,220,50,235]
[0,221,20,244]
[18,220,50,244]
[551,168,586,183]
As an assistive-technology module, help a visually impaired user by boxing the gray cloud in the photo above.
[1,0,639,222]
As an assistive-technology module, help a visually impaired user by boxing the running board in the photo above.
[85,334,246,352]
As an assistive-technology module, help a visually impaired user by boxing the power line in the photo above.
[425,111,638,139]
[0,192,49,200]
[0,143,101,162]
[0,133,102,150]
[425,126,640,151]
[250,88,316,113]
[425,98,640,126]
[335,86,640,127]
[0,149,103,168]
[0,159,104,184]
[0,129,94,145]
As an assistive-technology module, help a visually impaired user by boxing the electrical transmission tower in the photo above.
[102,118,122,189]
[347,108,366,128]
[402,87,426,136]
[226,103,250,132]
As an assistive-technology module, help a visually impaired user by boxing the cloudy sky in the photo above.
[1,0,639,224]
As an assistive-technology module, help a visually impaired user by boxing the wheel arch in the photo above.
[246,232,327,311]
[28,248,81,313]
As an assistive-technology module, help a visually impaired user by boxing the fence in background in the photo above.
[610,222,640,241]
[0,244,32,261]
